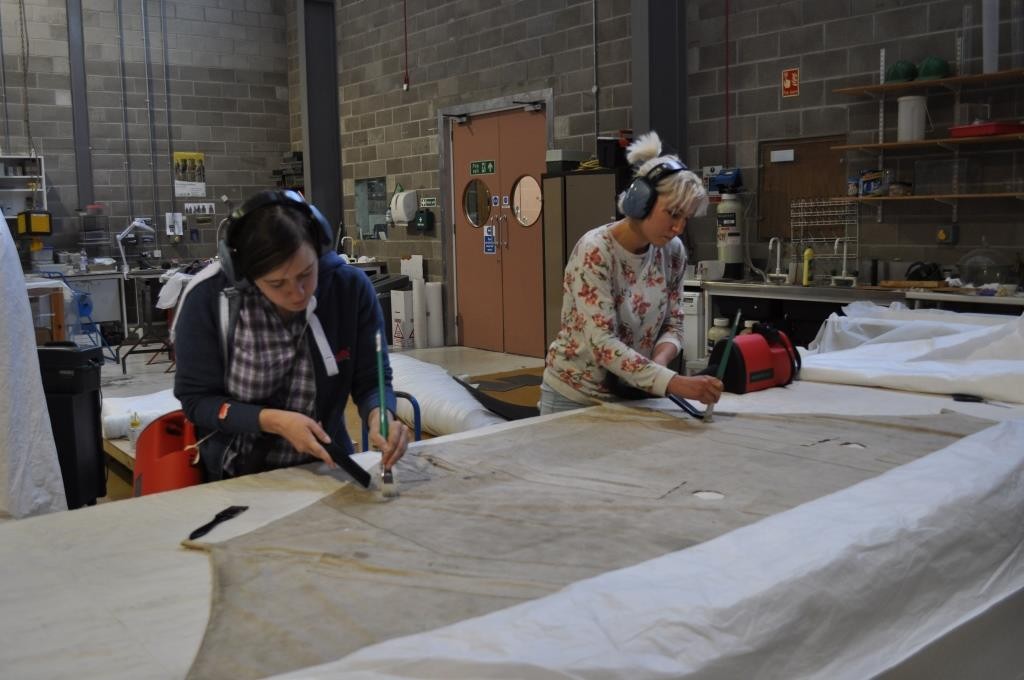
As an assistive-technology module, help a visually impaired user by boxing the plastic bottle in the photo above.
[740,319,758,335]
[128,412,142,445]
[707,317,730,353]
[79,248,88,273]
[802,246,815,286]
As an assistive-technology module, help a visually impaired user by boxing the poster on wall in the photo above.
[174,151,207,197]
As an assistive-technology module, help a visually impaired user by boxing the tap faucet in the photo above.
[833,238,849,278]
[769,237,782,274]
[766,237,789,284]
[339,236,355,260]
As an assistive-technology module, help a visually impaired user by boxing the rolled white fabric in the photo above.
[426,281,444,347]
[0,219,67,517]
[412,278,427,349]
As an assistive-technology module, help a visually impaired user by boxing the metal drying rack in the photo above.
[789,198,860,285]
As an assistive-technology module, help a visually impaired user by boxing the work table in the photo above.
[700,280,905,305]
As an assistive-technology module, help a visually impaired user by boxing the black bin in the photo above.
[38,343,105,509]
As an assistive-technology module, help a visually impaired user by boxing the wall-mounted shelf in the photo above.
[833,68,1024,97]
[836,192,1024,203]
[0,155,46,219]
[832,133,1024,152]
[835,59,1024,223]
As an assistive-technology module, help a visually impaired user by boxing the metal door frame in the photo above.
[438,89,553,346]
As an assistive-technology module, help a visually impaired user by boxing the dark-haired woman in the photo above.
[173,191,408,479]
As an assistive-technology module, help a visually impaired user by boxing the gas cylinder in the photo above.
[716,194,744,279]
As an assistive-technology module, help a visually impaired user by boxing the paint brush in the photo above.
[376,329,398,498]
[703,309,742,423]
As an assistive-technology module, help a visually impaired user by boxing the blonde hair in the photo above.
[617,131,708,219]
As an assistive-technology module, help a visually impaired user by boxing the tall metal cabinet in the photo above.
[541,170,618,346]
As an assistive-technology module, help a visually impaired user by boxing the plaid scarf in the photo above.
[223,288,317,476]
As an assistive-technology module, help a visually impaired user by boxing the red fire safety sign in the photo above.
[782,68,799,97]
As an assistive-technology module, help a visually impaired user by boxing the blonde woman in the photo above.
[541,131,723,414]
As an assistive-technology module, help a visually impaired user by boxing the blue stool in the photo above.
[75,293,118,364]
[361,390,422,452]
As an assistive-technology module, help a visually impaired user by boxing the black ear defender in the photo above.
[620,159,688,220]
[217,189,333,288]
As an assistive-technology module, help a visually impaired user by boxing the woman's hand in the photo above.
[259,408,335,467]
[667,374,724,405]
[368,408,410,470]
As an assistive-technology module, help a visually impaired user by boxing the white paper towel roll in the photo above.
[412,278,428,349]
[426,281,444,347]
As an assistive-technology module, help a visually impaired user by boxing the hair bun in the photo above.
[626,131,663,166]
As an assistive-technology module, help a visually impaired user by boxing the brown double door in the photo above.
[453,107,545,357]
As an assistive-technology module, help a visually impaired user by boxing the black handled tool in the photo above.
[324,441,372,488]
[189,505,249,540]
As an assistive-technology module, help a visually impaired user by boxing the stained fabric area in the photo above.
[184,406,991,680]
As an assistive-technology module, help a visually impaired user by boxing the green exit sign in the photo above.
[470,160,495,175]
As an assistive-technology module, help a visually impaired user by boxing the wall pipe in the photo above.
[724,0,730,168]
[0,11,10,151]
[592,0,600,149]
[159,0,176,213]
[116,0,135,217]
[141,0,160,221]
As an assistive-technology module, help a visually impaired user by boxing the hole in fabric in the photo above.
[693,490,725,500]
[841,442,866,449]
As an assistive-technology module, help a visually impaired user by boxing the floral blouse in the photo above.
[544,223,686,403]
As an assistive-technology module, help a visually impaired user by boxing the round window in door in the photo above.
[511,175,542,227]
[462,179,492,228]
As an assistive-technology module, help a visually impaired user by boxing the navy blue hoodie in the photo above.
[173,251,396,479]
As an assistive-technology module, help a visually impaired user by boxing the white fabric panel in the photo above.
[799,306,1024,404]
[155,271,193,310]
[807,301,1010,353]
[636,380,1024,420]
[101,388,180,439]
[272,419,1024,680]
[389,353,505,436]
[0,221,67,518]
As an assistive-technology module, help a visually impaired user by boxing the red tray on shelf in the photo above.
[948,122,1024,137]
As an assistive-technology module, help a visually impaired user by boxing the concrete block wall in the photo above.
[4,0,290,261]
[686,0,1024,275]
[336,0,633,280]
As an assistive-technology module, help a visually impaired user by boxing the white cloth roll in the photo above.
[0,219,67,517]
[412,278,428,349]
[426,281,444,347]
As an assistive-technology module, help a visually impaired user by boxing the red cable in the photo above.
[403,0,410,89]
[724,0,730,168]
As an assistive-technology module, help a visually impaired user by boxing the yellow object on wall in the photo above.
[16,210,52,236]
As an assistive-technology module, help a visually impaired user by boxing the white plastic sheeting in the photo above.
[0,221,67,518]
[800,303,1024,403]
[101,388,180,439]
[389,353,505,435]
[99,355,504,441]
[272,419,1024,680]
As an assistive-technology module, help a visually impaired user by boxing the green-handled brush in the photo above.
[376,329,398,497]
[704,309,742,423]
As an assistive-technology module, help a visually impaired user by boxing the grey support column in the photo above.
[630,0,688,157]
[298,0,342,238]
[66,0,94,207]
